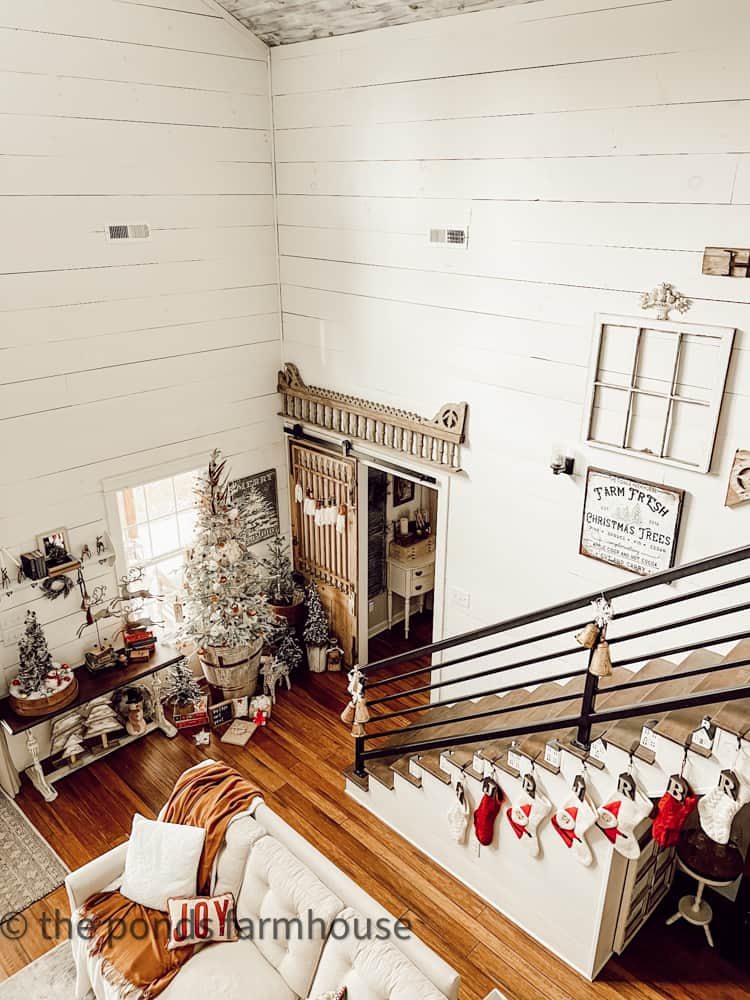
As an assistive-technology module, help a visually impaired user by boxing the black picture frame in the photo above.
[393,476,415,507]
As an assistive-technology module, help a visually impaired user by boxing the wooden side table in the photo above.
[387,553,435,638]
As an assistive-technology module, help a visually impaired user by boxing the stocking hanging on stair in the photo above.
[473,776,504,846]
[505,773,551,858]
[698,743,750,845]
[698,769,742,845]
[596,772,652,860]
[652,775,698,849]
[447,780,471,844]
[551,774,598,867]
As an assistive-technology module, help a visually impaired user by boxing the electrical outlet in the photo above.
[450,587,470,609]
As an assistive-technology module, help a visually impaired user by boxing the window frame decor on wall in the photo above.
[579,467,685,577]
[583,314,735,474]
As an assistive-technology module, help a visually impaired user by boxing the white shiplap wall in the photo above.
[271,0,750,641]
[0,0,281,697]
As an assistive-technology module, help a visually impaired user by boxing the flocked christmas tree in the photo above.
[179,449,275,651]
[163,656,203,705]
[260,534,297,606]
[303,582,329,647]
[17,611,53,695]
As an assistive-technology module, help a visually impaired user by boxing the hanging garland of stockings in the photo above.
[41,574,75,600]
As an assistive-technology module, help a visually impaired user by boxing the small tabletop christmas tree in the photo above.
[179,449,275,653]
[163,657,203,707]
[276,624,303,674]
[261,534,297,607]
[17,611,54,696]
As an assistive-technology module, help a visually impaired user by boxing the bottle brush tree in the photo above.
[260,533,297,607]
[303,582,329,647]
[163,657,204,706]
[17,611,54,695]
[179,449,275,652]
[275,622,303,673]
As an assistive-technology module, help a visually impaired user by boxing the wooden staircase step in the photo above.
[416,751,452,784]
[654,649,730,747]
[368,758,397,790]
[516,676,587,762]
[584,658,681,747]
[444,747,485,782]
[390,755,422,787]
[343,766,369,792]
[605,649,733,761]
[707,696,750,739]
[700,638,750,738]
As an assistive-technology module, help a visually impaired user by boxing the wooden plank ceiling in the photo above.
[213,0,542,46]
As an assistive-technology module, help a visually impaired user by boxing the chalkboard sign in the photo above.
[230,468,279,546]
[580,468,684,577]
[208,699,234,728]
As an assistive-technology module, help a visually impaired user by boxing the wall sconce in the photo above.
[550,445,575,476]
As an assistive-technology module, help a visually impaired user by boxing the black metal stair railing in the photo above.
[352,544,750,779]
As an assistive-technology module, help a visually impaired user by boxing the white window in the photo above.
[115,469,199,625]
[584,314,735,473]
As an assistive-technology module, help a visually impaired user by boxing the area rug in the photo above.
[0,943,92,999]
[0,792,69,917]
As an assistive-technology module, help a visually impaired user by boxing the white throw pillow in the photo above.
[120,813,205,912]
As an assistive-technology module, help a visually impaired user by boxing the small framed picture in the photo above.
[208,700,234,728]
[37,528,71,566]
[393,477,415,507]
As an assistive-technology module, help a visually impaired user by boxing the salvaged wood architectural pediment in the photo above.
[277,364,468,470]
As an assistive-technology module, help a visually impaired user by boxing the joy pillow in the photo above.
[167,893,237,950]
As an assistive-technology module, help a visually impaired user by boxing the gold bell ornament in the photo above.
[354,699,370,725]
[351,722,366,737]
[589,629,613,678]
[575,622,600,649]
[340,701,355,725]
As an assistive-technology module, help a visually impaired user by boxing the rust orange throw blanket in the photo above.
[81,761,260,999]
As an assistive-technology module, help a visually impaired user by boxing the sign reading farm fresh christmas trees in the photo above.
[580,468,684,576]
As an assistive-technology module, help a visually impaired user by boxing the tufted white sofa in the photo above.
[65,762,460,1000]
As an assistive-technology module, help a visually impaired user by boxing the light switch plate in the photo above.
[450,587,470,609]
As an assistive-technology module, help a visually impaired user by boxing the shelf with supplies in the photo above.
[0,542,116,601]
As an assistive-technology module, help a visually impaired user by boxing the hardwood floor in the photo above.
[4,622,749,999]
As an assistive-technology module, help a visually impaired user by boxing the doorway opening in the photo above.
[286,430,446,674]
[364,467,439,666]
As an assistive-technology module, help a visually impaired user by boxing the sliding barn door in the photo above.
[289,442,358,665]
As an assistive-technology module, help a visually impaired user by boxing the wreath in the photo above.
[41,575,75,600]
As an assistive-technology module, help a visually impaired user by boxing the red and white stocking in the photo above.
[506,788,551,858]
[473,777,504,847]
[551,790,597,867]
[596,780,652,859]
[652,776,698,848]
